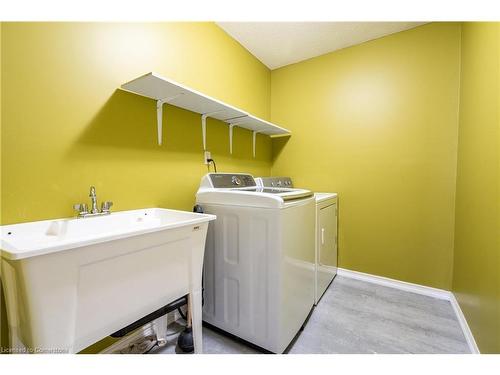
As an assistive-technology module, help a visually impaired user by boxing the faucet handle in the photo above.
[73,203,88,215]
[101,201,113,213]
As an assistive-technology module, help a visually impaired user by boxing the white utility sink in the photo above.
[0,208,215,353]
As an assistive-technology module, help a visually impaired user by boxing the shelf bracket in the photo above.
[253,131,261,158]
[229,124,236,154]
[201,110,226,151]
[156,93,184,146]
[226,116,248,154]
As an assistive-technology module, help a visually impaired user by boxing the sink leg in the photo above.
[153,315,168,347]
[190,290,203,354]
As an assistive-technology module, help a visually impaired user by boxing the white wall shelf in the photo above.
[121,72,290,156]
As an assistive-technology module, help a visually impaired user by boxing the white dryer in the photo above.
[256,177,338,305]
[196,173,316,353]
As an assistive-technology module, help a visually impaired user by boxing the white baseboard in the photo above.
[337,268,451,300]
[337,267,480,354]
[449,294,480,354]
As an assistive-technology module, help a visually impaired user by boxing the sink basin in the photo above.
[1,208,215,353]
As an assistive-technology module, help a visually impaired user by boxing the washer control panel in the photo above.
[209,173,256,188]
[258,177,294,188]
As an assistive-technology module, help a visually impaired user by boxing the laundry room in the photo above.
[0,1,499,373]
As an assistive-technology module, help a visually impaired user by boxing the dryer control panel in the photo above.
[257,176,294,188]
[209,173,256,188]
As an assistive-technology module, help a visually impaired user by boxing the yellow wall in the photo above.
[2,21,499,353]
[0,22,272,349]
[271,23,461,290]
[0,22,8,351]
[452,22,500,353]
[1,22,272,225]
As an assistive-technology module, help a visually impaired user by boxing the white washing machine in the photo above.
[196,173,316,353]
[256,177,338,305]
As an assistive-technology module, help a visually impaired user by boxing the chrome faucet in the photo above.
[89,186,99,214]
[74,186,113,218]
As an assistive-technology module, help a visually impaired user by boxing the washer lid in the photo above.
[197,174,314,208]
[231,187,313,201]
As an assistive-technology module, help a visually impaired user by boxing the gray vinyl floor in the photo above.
[154,276,470,354]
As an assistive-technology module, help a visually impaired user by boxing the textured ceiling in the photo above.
[217,22,427,69]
